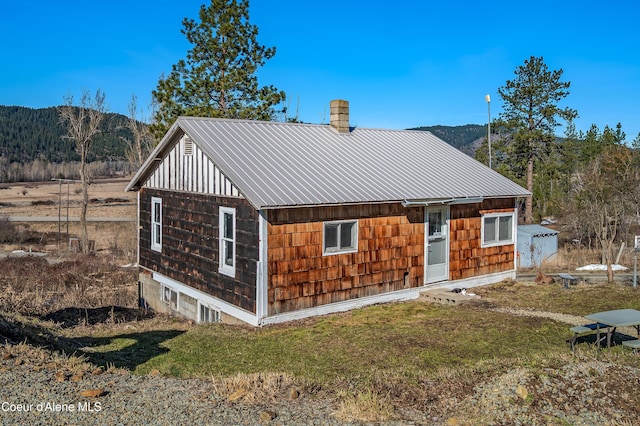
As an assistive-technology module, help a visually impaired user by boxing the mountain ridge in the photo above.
[0,105,134,163]
[0,105,485,163]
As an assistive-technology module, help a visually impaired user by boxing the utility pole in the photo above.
[51,178,80,250]
[485,94,492,169]
[57,179,62,248]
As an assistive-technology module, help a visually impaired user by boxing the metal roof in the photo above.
[517,225,559,237]
[127,116,530,209]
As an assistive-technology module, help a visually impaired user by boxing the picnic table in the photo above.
[558,273,577,288]
[584,308,640,348]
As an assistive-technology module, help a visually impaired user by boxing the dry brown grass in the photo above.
[334,389,396,422]
[0,255,138,319]
[0,178,136,254]
[210,372,297,404]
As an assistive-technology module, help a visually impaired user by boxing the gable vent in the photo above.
[183,136,193,156]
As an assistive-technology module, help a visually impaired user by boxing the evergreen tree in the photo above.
[150,0,285,139]
[497,56,577,223]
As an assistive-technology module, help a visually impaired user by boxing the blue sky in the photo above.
[2,1,639,140]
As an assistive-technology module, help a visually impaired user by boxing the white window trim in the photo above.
[198,302,221,324]
[218,206,236,277]
[481,211,515,248]
[161,285,178,311]
[323,219,358,256]
[151,197,162,252]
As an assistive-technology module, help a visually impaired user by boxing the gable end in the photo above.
[145,133,240,197]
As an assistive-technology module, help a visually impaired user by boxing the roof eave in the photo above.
[124,120,186,192]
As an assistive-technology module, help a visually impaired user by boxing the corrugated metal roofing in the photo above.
[517,225,559,237]
[128,116,530,209]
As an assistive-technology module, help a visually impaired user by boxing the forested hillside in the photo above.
[0,105,134,163]
[410,124,486,155]
[0,106,485,164]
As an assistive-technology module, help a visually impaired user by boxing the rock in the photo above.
[535,272,554,285]
[70,374,84,382]
[79,388,105,398]
[259,410,277,422]
[148,369,161,377]
[446,417,460,426]
[91,367,103,376]
[516,385,528,400]
[289,388,300,400]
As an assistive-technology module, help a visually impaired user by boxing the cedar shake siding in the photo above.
[449,198,516,280]
[139,188,259,313]
[267,203,424,315]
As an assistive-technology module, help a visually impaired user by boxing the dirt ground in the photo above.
[0,178,137,256]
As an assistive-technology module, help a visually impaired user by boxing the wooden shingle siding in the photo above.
[449,198,515,280]
[139,188,259,313]
[145,135,239,197]
[267,203,424,314]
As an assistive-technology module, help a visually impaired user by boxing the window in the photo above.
[219,207,236,277]
[323,220,358,255]
[151,197,162,252]
[162,285,178,310]
[482,212,515,247]
[199,304,221,323]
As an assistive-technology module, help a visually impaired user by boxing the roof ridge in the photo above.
[176,116,436,133]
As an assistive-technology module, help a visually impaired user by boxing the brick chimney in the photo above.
[330,99,350,133]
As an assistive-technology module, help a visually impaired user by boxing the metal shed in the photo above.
[517,225,559,268]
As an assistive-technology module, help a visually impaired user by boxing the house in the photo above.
[126,100,531,326]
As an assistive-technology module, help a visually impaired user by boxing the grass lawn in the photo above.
[133,302,567,381]
[72,280,640,396]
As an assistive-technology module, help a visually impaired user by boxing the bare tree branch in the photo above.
[58,89,107,253]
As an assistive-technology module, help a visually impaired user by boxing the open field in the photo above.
[0,178,136,256]
[2,177,638,269]
[1,253,640,424]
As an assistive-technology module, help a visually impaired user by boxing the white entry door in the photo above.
[425,206,449,283]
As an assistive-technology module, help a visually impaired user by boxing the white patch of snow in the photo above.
[576,264,628,271]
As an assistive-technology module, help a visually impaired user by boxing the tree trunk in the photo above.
[525,156,534,224]
[80,154,89,254]
[601,221,607,265]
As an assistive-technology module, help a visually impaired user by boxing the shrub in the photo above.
[0,217,18,243]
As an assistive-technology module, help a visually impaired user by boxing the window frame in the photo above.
[322,219,358,256]
[161,285,178,311]
[151,197,162,252]
[218,206,236,277]
[481,212,515,248]
[199,303,221,324]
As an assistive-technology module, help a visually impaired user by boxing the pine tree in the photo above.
[497,56,577,224]
[150,0,285,140]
